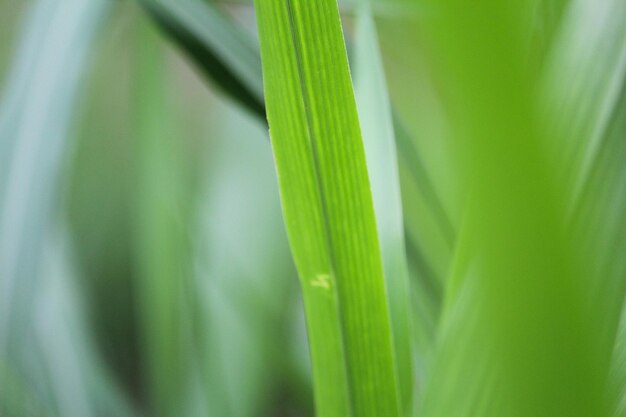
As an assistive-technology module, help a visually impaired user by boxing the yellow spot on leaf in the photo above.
[310,274,331,290]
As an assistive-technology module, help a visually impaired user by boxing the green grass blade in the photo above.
[134,14,196,416]
[35,230,138,417]
[369,20,456,373]
[0,0,107,358]
[528,0,568,61]
[542,0,626,200]
[0,2,137,416]
[254,0,401,416]
[194,111,299,417]
[588,84,626,416]
[354,10,414,416]
[395,119,453,287]
[373,19,459,310]
[418,1,612,416]
[138,0,265,117]
[542,1,626,410]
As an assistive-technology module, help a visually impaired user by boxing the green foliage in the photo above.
[354,10,414,415]
[1,0,625,416]
[253,0,400,416]
[138,0,265,117]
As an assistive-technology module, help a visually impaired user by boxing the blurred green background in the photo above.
[0,1,306,415]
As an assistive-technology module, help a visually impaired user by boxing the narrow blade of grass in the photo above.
[418,1,612,417]
[254,0,401,415]
[542,1,626,410]
[0,2,136,416]
[138,0,265,117]
[354,9,413,416]
[0,0,107,359]
[589,84,626,416]
[542,0,626,200]
[133,13,197,416]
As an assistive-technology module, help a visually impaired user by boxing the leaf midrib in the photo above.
[284,0,354,413]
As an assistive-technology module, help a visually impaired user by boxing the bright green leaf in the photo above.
[253,0,401,415]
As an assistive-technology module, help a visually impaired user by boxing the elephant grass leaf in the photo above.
[253,0,401,416]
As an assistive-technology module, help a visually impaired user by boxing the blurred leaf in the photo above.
[0,1,136,416]
[542,0,626,200]
[373,17,456,383]
[354,9,414,416]
[542,1,626,410]
[133,13,197,417]
[0,365,57,417]
[417,1,612,417]
[67,2,141,392]
[373,19,460,329]
[590,84,626,417]
[193,108,300,417]
[35,229,138,417]
[528,0,568,62]
[395,117,453,289]
[0,0,107,352]
[138,0,265,117]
